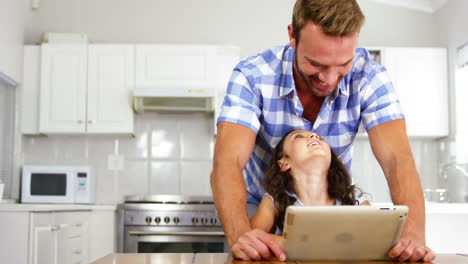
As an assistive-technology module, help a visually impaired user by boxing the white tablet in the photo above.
[282,205,408,261]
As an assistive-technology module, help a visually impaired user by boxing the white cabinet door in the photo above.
[55,211,90,264]
[30,212,54,264]
[39,44,87,133]
[87,45,134,133]
[383,48,449,137]
[135,44,217,91]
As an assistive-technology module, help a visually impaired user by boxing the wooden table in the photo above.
[92,253,468,264]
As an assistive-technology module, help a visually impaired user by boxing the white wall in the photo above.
[358,0,443,47]
[0,0,27,82]
[0,0,28,199]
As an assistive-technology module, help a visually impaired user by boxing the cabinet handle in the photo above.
[77,120,84,124]
[50,224,60,231]
[74,249,82,254]
[74,223,82,227]
[87,120,93,124]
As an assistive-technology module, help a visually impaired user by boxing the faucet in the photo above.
[440,163,468,202]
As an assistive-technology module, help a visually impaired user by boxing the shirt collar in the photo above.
[285,190,304,206]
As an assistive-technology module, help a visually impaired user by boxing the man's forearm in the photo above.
[211,168,251,246]
[387,164,426,242]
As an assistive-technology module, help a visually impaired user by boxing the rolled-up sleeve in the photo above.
[217,68,262,134]
[360,70,405,131]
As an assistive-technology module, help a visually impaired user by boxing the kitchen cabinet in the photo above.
[134,44,239,133]
[30,211,89,264]
[26,44,134,134]
[0,206,115,264]
[135,44,218,90]
[365,47,449,137]
[39,44,88,133]
[86,45,134,133]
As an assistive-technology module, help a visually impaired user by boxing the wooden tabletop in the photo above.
[92,253,468,264]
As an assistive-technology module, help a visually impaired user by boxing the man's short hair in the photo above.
[292,0,365,41]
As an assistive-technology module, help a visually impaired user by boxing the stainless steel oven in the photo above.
[117,195,228,253]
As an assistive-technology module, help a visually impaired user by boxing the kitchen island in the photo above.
[92,253,467,264]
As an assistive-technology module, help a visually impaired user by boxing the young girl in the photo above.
[251,129,369,236]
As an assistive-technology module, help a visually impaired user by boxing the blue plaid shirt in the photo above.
[217,44,404,205]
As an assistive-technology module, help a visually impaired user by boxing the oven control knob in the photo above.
[201,217,208,224]
[173,217,180,224]
[164,216,170,224]
[154,217,161,224]
[145,216,152,224]
[210,218,217,225]
[192,217,198,224]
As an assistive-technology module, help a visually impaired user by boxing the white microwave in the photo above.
[21,165,95,204]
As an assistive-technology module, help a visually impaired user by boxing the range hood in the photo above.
[133,84,216,113]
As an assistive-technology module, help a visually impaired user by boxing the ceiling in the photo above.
[365,0,449,13]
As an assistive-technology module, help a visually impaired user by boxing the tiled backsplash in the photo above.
[22,112,215,204]
[22,112,442,204]
[351,137,442,203]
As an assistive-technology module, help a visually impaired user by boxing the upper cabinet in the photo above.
[22,44,239,135]
[133,44,239,132]
[23,44,135,134]
[366,47,449,137]
[39,44,88,133]
[135,44,217,91]
[86,45,134,133]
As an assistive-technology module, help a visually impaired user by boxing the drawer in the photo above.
[67,236,87,264]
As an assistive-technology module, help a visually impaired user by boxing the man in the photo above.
[211,0,435,262]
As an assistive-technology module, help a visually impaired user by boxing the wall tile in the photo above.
[179,113,213,160]
[118,160,149,200]
[180,161,212,196]
[119,115,149,159]
[95,167,118,204]
[351,138,391,203]
[149,113,180,159]
[22,136,58,164]
[150,161,180,195]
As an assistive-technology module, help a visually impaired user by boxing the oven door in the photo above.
[124,226,229,253]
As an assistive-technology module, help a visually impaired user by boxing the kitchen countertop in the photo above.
[91,253,467,264]
[0,202,466,213]
[0,202,116,212]
[370,202,468,214]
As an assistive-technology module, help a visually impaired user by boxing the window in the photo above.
[0,77,16,199]
[455,43,468,164]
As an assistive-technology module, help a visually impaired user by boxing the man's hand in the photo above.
[231,228,286,261]
[388,235,436,262]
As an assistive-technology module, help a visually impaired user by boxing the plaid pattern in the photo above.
[218,44,404,205]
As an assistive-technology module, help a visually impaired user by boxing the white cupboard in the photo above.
[39,44,88,133]
[366,47,449,137]
[86,45,134,133]
[30,211,89,264]
[0,207,115,264]
[24,44,135,134]
[134,44,239,132]
[135,44,217,91]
